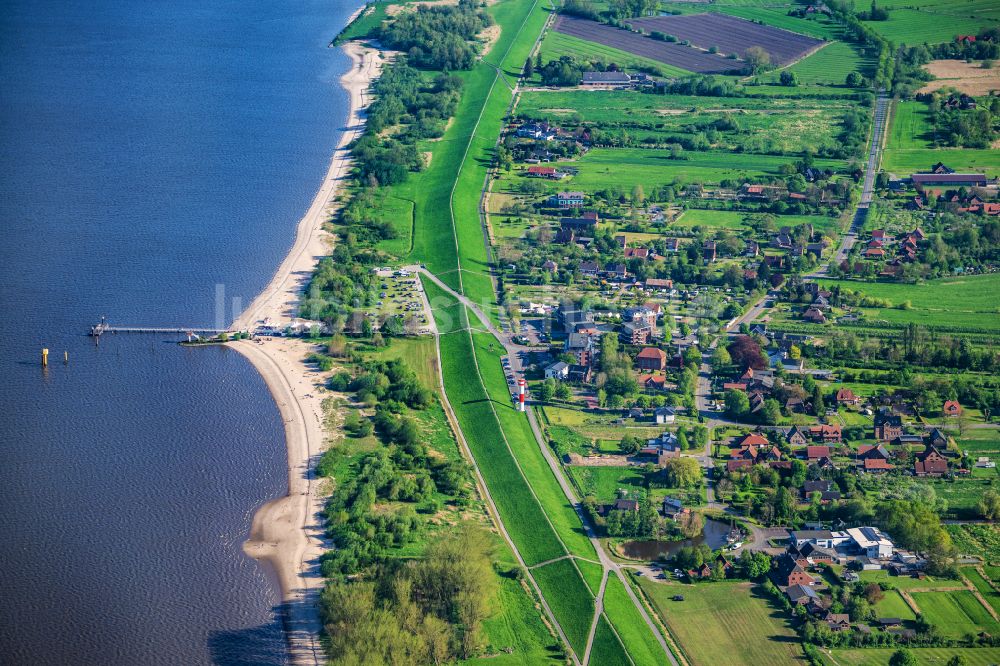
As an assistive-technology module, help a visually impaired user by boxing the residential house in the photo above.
[614,498,639,512]
[542,259,558,272]
[835,388,860,406]
[826,613,851,632]
[662,496,688,520]
[641,374,667,391]
[803,307,827,324]
[645,277,674,290]
[568,364,592,383]
[550,191,584,208]
[806,446,832,462]
[703,240,717,262]
[560,216,597,232]
[809,424,842,443]
[544,361,569,380]
[786,425,808,447]
[654,406,676,425]
[914,445,948,477]
[943,400,962,417]
[578,260,599,276]
[527,165,564,179]
[927,428,948,448]
[874,411,903,441]
[773,553,816,587]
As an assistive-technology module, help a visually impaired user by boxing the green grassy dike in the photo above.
[391,0,671,662]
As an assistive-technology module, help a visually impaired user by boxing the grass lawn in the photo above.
[919,476,998,518]
[860,8,994,45]
[576,558,606,596]
[858,569,963,590]
[567,465,647,503]
[532,558,596,658]
[674,209,843,235]
[828,647,1000,666]
[956,429,1000,454]
[816,275,1000,334]
[603,574,669,666]
[588,615,631,666]
[911,590,1000,638]
[874,589,916,620]
[552,148,846,193]
[963,567,1000,616]
[474,573,563,665]
[639,580,803,666]
[369,336,440,391]
[882,147,1000,178]
[785,39,876,86]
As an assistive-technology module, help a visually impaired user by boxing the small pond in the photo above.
[620,519,734,561]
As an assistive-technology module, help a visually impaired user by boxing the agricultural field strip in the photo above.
[539,30,692,78]
[552,15,743,74]
[627,13,824,66]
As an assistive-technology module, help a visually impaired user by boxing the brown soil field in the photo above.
[919,59,1000,96]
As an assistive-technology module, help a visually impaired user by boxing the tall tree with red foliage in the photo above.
[728,335,767,370]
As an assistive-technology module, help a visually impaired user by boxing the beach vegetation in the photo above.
[320,525,498,663]
[376,0,492,71]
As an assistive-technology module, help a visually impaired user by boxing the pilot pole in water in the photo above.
[41,348,49,367]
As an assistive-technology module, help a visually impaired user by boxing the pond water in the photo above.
[621,519,734,561]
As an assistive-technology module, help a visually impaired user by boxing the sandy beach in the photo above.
[228,39,382,665]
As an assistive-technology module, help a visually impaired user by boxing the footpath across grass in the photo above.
[588,615,631,666]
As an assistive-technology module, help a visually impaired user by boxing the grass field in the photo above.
[674,209,844,235]
[911,590,1000,638]
[785,39,875,86]
[576,558,606,596]
[588,616,631,666]
[883,100,1000,176]
[603,575,668,666]
[858,569,963,590]
[473,574,563,665]
[541,148,846,192]
[536,29,691,78]
[874,589,917,620]
[567,465,646,502]
[828,648,1000,666]
[860,8,995,45]
[639,580,803,666]
[711,6,841,40]
[816,275,1000,333]
[532,558,596,658]
[963,567,1000,616]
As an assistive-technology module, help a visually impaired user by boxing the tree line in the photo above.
[377,0,491,71]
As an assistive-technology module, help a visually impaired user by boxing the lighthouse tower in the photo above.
[517,378,527,412]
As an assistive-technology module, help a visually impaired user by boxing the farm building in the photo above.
[527,165,565,179]
[549,191,585,208]
[580,70,632,87]
[910,172,988,187]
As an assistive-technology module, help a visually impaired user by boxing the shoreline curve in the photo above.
[228,37,382,665]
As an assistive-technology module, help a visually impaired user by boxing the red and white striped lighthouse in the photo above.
[517,378,527,412]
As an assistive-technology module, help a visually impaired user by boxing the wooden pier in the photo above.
[89,317,228,338]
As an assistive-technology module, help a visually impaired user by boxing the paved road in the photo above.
[810,92,889,278]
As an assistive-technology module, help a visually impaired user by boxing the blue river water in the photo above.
[0,0,361,663]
